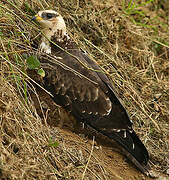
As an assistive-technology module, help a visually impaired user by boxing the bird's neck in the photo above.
[42,27,69,42]
[40,27,71,54]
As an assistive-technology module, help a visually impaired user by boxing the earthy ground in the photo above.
[0,0,169,179]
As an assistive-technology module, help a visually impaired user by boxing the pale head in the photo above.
[34,10,66,30]
[33,10,69,53]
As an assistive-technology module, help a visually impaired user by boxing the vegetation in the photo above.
[0,0,168,179]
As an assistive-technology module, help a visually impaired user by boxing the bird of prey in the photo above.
[32,10,149,173]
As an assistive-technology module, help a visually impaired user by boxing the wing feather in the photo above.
[32,40,149,173]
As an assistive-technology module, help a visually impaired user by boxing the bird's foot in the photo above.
[39,41,51,54]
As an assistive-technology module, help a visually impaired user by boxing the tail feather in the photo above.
[121,145,150,174]
[89,124,149,173]
[110,130,149,172]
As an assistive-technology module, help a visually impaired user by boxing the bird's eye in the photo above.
[46,13,53,19]
[41,12,59,20]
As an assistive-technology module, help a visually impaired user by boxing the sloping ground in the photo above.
[0,0,169,179]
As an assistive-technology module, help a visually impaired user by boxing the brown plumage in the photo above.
[32,10,149,174]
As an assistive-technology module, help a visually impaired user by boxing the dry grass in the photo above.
[0,0,169,179]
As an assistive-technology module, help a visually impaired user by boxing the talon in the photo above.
[39,42,51,54]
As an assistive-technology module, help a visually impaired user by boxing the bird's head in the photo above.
[32,10,69,53]
[33,10,64,28]
[32,10,67,41]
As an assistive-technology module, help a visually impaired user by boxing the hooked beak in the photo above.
[31,15,43,21]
